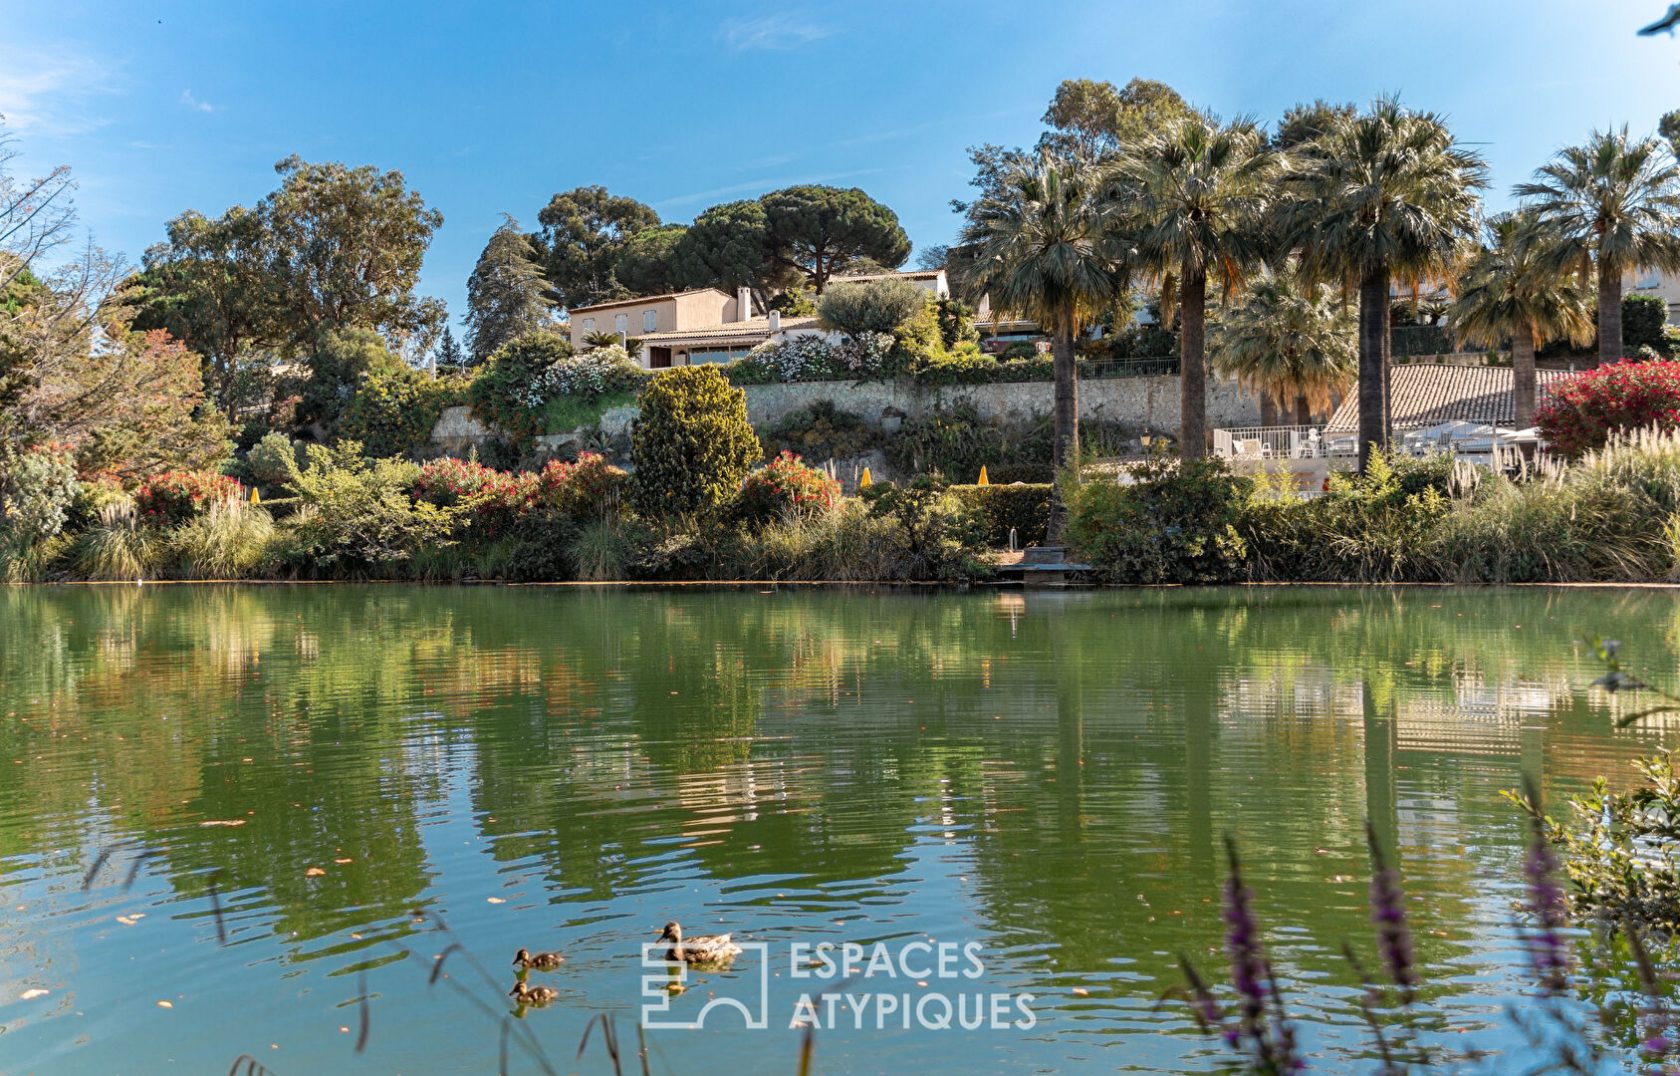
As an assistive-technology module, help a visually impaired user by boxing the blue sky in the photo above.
[5,0,1679,330]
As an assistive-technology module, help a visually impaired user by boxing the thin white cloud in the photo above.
[655,167,885,210]
[179,89,217,114]
[0,49,113,134]
[719,13,833,51]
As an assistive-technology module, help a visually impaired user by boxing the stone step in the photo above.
[1019,545,1069,566]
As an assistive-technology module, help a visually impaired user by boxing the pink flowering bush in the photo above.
[535,453,628,520]
[1537,360,1680,457]
[733,452,841,526]
[135,471,243,526]
[413,453,629,543]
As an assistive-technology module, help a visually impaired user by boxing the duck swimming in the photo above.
[657,921,742,964]
[513,947,565,970]
[509,981,558,1005]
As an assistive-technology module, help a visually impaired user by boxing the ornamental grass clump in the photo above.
[167,495,279,579]
[71,500,155,581]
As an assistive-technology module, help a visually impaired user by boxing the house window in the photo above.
[1636,269,1662,290]
[644,310,658,332]
[615,313,629,335]
[581,318,595,332]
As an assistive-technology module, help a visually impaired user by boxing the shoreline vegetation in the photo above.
[13,422,1680,588]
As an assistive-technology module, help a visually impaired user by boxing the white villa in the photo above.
[568,269,950,369]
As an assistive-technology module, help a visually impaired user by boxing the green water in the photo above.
[0,584,1674,1073]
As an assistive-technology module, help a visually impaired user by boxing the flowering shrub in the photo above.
[467,331,573,442]
[733,452,841,525]
[537,346,649,401]
[1537,360,1680,457]
[412,457,536,539]
[730,336,846,384]
[834,331,895,375]
[414,452,630,541]
[535,453,629,520]
[135,470,243,527]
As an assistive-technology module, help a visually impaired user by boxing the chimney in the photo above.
[768,310,781,332]
[736,286,752,322]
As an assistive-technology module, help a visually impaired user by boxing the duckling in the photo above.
[657,921,742,965]
[512,947,565,971]
[509,980,558,1005]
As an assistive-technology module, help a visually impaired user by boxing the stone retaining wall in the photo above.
[429,376,1260,453]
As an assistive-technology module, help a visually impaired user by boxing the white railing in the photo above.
[1212,425,1334,460]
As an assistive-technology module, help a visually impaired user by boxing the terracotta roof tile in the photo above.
[1325,363,1577,432]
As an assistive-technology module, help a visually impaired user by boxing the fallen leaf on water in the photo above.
[1071,987,1091,997]
[198,820,247,828]
[116,915,139,926]
[157,1000,173,1009]
[305,867,326,877]
[486,897,505,904]
[339,1026,350,1034]
[21,988,49,1000]
[333,858,353,865]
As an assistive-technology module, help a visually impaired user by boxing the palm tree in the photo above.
[1211,260,1356,425]
[1287,97,1487,470]
[958,158,1127,476]
[1516,127,1680,364]
[1445,212,1593,427]
[1110,113,1277,459]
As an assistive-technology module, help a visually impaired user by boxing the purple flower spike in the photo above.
[1366,821,1417,1004]
[1521,793,1569,997]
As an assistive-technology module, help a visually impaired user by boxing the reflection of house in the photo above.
[1625,266,1680,323]
[568,270,949,369]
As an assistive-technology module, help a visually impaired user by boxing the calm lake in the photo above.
[0,584,1674,1073]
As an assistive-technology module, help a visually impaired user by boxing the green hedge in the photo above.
[948,483,1053,547]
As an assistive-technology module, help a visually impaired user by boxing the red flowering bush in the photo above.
[135,471,243,526]
[411,457,499,508]
[1538,360,1680,457]
[412,457,540,540]
[534,453,629,520]
[733,452,841,526]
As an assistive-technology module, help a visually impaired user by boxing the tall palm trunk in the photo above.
[1293,393,1311,426]
[1259,392,1278,427]
[1512,319,1538,428]
[1597,255,1622,364]
[1047,316,1079,542]
[1357,266,1392,472]
[1050,318,1080,472]
[1179,263,1208,460]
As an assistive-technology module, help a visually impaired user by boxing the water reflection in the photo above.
[0,585,1674,1072]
